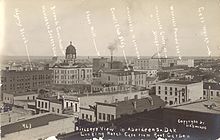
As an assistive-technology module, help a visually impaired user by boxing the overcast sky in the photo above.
[1,0,220,57]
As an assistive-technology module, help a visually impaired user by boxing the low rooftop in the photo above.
[168,98,220,114]
[203,82,220,90]
[74,89,148,97]
[37,96,62,104]
[52,63,91,69]
[96,95,165,114]
[5,91,38,96]
[160,80,200,85]
[103,70,145,76]
[1,113,70,137]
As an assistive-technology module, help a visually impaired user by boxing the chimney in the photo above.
[111,52,113,69]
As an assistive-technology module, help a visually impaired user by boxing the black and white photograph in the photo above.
[0,0,220,139]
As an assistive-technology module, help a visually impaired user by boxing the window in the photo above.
[158,91,161,94]
[41,102,44,108]
[175,98,178,102]
[38,101,40,107]
[111,115,114,120]
[170,87,172,91]
[75,103,78,112]
[103,113,106,120]
[211,91,213,96]
[71,102,73,107]
[45,102,47,108]
[108,76,110,81]
[175,92,177,96]
[52,107,55,112]
[86,114,88,119]
[99,113,101,119]
[182,92,185,96]
[165,87,167,90]
[165,97,167,100]
[165,91,167,95]
[158,86,161,90]
[27,96,29,100]
[33,96,35,100]
[203,91,206,95]
[169,101,173,105]
[90,115,92,121]
[107,114,111,121]
[134,95,138,99]
[170,91,172,95]
[82,113,85,119]
[57,109,59,113]
[175,88,177,91]
[217,92,219,96]
[66,102,68,108]
[182,88,185,92]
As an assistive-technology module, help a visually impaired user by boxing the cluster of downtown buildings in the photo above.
[1,42,220,140]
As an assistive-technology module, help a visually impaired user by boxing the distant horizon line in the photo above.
[1,55,220,58]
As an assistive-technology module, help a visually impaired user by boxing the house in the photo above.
[203,82,220,100]
[96,95,165,122]
[1,113,75,140]
[155,80,203,105]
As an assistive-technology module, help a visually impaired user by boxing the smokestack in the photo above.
[108,40,118,69]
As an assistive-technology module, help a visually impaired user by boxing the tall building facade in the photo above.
[100,70,147,87]
[52,42,93,85]
[134,58,177,70]
[155,80,203,106]
[1,69,53,100]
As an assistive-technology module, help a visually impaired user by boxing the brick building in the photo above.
[155,80,203,105]
[1,69,53,100]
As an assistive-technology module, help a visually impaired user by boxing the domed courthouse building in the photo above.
[52,42,93,85]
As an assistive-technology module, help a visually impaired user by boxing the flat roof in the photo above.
[160,80,200,85]
[4,91,38,96]
[203,82,220,90]
[168,98,220,114]
[96,95,165,111]
[103,71,146,76]
[74,89,147,97]
[1,113,70,137]
[52,63,92,69]
[37,97,62,104]
[79,107,95,111]
[96,102,117,107]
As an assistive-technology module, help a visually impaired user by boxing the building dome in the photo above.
[66,41,76,55]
